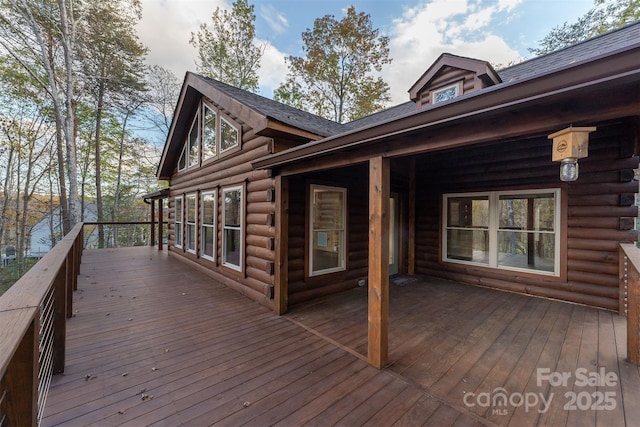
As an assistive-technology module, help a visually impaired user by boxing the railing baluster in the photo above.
[0,223,84,426]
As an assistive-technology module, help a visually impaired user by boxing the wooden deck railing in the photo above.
[619,243,640,365]
[0,223,83,427]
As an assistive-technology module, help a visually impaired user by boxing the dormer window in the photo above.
[432,83,460,104]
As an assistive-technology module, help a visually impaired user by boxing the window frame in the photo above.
[442,188,561,277]
[174,195,183,249]
[200,190,217,262]
[219,116,240,154]
[185,193,197,254]
[308,184,347,277]
[187,109,200,169]
[202,104,217,162]
[222,185,244,272]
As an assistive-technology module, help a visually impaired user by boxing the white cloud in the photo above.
[137,0,227,79]
[257,41,289,97]
[386,0,522,103]
[260,4,289,34]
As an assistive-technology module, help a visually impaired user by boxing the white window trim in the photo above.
[432,82,460,104]
[185,193,197,254]
[202,104,217,162]
[442,188,561,277]
[309,184,347,277]
[200,190,216,262]
[174,195,183,249]
[222,185,244,272]
[187,110,200,169]
[219,116,239,154]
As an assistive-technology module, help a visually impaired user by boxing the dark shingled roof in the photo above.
[193,21,639,139]
[497,21,640,83]
[194,74,345,137]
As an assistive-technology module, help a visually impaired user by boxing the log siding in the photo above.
[413,121,638,311]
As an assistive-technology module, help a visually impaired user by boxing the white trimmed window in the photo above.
[222,186,243,271]
[202,105,217,161]
[309,184,347,276]
[220,117,239,153]
[443,189,560,276]
[185,194,197,253]
[187,110,199,168]
[200,191,216,261]
[177,146,186,171]
[432,83,460,104]
[174,196,183,248]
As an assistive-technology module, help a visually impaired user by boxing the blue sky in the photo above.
[137,0,595,104]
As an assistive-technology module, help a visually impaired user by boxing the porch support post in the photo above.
[408,158,416,274]
[275,176,289,315]
[368,156,390,368]
[150,198,156,248]
[158,198,164,250]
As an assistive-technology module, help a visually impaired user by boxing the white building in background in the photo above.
[29,204,98,258]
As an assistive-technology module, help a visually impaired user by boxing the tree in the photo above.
[274,6,391,124]
[530,0,640,55]
[189,0,264,92]
[0,0,81,231]
[78,0,147,247]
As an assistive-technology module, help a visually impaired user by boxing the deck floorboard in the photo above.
[42,247,640,426]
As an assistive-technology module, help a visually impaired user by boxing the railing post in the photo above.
[2,313,39,426]
[53,258,68,374]
[620,244,640,365]
[158,199,164,250]
[150,199,156,247]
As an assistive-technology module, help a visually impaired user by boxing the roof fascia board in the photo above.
[254,44,640,170]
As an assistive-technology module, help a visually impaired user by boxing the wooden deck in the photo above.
[42,247,640,426]
[287,276,640,426]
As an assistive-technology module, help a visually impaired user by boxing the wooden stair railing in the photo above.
[0,223,83,427]
[619,243,640,365]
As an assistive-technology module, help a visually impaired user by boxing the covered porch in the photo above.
[40,247,640,426]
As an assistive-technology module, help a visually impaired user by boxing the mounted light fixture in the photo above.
[548,126,596,181]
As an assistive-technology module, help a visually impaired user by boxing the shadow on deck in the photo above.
[42,247,640,426]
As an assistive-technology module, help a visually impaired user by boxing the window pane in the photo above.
[178,146,186,170]
[224,229,241,267]
[498,231,555,272]
[310,185,346,275]
[447,197,488,228]
[186,224,196,251]
[202,193,215,225]
[175,225,182,246]
[203,226,214,258]
[203,106,217,160]
[499,193,555,231]
[186,196,196,222]
[313,190,344,230]
[220,119,238,152]
[446,229,489,263]
[175,198,182,222]
[188,115,199,167]
[312,230,344,271]
[224,190,241,226]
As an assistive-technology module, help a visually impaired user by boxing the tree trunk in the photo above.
[95,81,105,248]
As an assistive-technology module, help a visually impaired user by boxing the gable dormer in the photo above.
[408,53,501,108]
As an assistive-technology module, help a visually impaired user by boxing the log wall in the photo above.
[287,165,370,306]
[167,126,276,310]
[413,121,638,311]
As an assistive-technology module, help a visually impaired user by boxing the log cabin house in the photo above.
[156,22,640,367]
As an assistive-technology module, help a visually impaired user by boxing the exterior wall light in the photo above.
[548,126,596,182]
